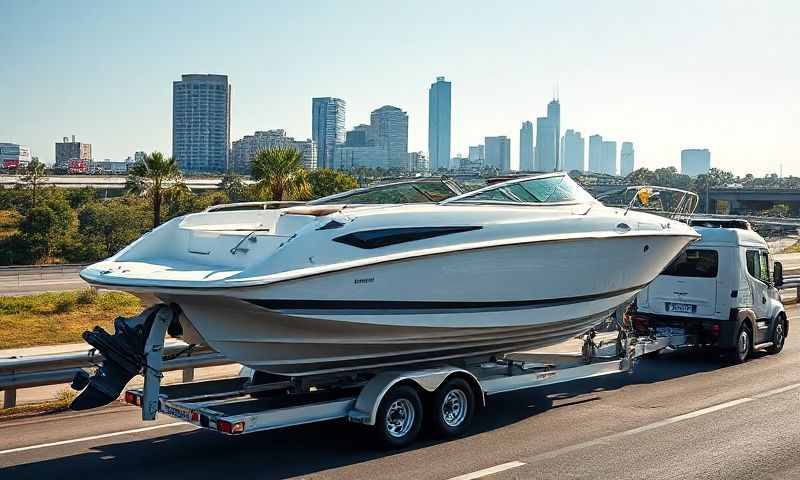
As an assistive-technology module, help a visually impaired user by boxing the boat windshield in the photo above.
[442,174,596,205]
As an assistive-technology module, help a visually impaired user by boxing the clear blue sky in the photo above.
[2,0,798,175]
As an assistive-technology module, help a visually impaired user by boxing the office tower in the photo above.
[620,142,635,176]
[172,74,231,173]
[231,129,317,174]
[55,135,92,171]
[468,145,485,164]
[681,149,711,177]
[344,124,372,147]
[0,143,32,169]
[485,136,511,172]
[547,99,561,169]
[312,97,346,169]
[332,146,389,171]
[602,141,617,176]
[428,76,451,172]
[370,105,409,170]
[588,134,603,173]
[519,121,534,171]
[562,130,585,172]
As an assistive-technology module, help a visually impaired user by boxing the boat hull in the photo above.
[157,234,692,376]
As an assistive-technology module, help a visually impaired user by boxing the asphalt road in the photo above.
[1,305,798,480]
[0,266,87,296]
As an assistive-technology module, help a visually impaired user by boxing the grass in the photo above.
[782,242,800,254]
[0,210,20,240]
[0,289,142,349]
[0,388,77,419]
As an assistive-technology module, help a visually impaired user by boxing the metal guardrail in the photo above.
[0,341,231,408]
[0,263,89,279]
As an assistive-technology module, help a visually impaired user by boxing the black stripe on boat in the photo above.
[333,226,482,249]
[246,283,646,313]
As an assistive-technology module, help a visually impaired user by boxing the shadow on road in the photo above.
[2,348,742,479]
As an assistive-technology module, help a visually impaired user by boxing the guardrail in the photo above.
[0,341,231,408]
[0,263,89,279]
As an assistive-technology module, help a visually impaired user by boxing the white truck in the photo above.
[631,221,788,363]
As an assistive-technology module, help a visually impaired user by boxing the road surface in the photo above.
[0,266,86,296]
[1,305,798,479]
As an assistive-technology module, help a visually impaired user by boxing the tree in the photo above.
[127,151,181,228]
[16,195,76,262]
[220,171,247,202]
[308,169,358,198]
[20,158,47,208]
[76,201,149,258]
[250,147,311,201]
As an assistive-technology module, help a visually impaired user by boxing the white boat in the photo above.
[77,173,698,382]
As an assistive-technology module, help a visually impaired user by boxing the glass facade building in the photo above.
[172,74,231,173]
[428,76,451,172]
[312,97,346,169]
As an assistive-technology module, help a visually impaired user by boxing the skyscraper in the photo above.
[485,136,511,172]
[428,76,451,172]
[681,149,711,177]
[547,99,561,169]
[519,121,534,171]
[588,134,603,173]
[231,129,317,174]
[172,74,231,173]
[534,99,561,171]
[602,141,617,176]
[371,105,409,171]
[312,97,346,169]
[620,142,635,176]
[468,145,485,164]
[562,129,585,172]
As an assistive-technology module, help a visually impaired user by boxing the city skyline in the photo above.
[2,1,798,176]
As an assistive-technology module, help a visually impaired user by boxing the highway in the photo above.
[0,304,798,479]
[0,266,86,296]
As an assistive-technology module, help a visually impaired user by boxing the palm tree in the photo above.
[250,147,310,201]
[127,151,181,227]
[21,158,47,208]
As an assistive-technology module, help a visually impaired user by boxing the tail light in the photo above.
[217,420,245,434]
[710,324,720,337]
[124,392,136,405]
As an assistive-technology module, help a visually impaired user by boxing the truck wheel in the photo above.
[727,324,752,364]
[375,384,423,448]
[767,317,787,355]
[432,377,475,438]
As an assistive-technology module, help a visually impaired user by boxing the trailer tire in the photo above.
[374,384,423,449]
[767,316,787,355]
[432,377,475,438]
[726,323,752,364]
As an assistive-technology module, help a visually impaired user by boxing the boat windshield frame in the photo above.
[440,172,597,207]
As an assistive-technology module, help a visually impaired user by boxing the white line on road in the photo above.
[0,422,195,455]
[447,461,526,480]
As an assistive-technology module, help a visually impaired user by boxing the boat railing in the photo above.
[598,186,699,223]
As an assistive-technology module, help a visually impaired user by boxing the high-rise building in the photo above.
[588,135,603,173]
[344,124,372,147]
[547,99,561,169]
[620,142,635,176]
[370,105,409,170]
[562,130,584,172]
[172,74,231,173]
[55,135,92,171]
[519,121,534,171]
[602,141,617,176]
[231,129,317,174]
[534,117,556,171]
[428,76,451,172]
[468,145,485,164]
[312,97,346,169]
[681,149,711,177]
[485,136,511,172]
[333,146,389,171]
[0,143,32,170]
[407,151,429,173]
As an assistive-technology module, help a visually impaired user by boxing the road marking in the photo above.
[521,382,800,465]
[0,422,195,455]
[447,461,526,480]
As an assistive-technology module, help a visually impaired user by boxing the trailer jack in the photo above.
[70,304,178,420]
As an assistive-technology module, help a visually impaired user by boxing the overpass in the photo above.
[709,188,800,215]
[0,175,248,192]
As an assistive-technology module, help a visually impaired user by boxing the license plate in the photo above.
[163,404,192,421]
[666,302,696,313]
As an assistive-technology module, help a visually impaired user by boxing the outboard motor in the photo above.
[70,305,179,411]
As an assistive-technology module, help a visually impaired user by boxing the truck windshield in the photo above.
[661,249,718,278]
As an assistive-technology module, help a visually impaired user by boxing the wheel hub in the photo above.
[385,398,415,438]
[441,389,468,427]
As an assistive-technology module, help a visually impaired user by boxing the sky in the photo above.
[2,0,799,176]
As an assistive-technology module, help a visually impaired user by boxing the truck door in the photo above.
[745,249,771,343]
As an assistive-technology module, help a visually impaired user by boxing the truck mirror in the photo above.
[774,261,783,287]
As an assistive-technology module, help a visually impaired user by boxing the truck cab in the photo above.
[633,222,787,362]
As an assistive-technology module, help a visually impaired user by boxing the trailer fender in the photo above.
[348,367,484,426]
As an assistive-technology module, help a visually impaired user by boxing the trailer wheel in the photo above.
[432,377,474,438]
[374,384,423,448]
[767,317,786,355]
[726,324,752,364]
